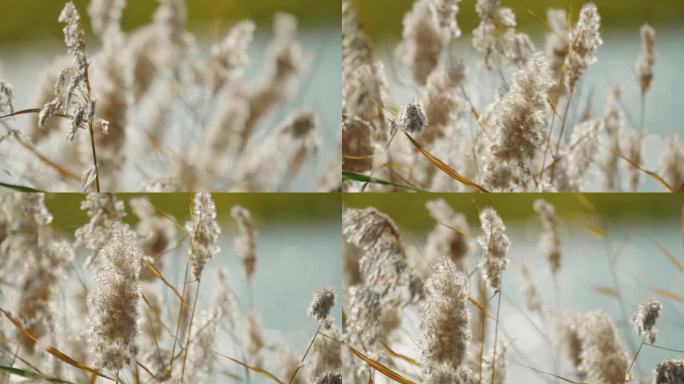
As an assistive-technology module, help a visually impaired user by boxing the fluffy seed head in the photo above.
[400,101,427,133]
[566,119,601,190]
[40,2,94,141]
[314,370,342,384]
[19,193,53,227]
[420,259,470,372]
[345,285,382,349]
[208,21,255,93]
[533,199,561,273]
[477,207,510,292]
[602,86,625,191]
[635,24,656,95]
[485,53,553,190]
[0,79,14,115]
[518,261,542,313]
[654,358,684,384]
[186,193,221,279]
[343,208,413,297]
[434,0,462,40]
[425,199,469,264]
[88,0,126,38]
[624,131,643,192]
[577,310,628,384]
[558,309,584,373]
[130,198,176,280]
[89,222,144,370]
[503,32,535,66]
[399,0,444,85]
[59,2,84,63]
[661,135,684,191]
[75,193,126,256]
[425,364,473,384]
[421,56,465,143]
[472,0,517,69]
[308,286,336,323]
[564,3,603,91]
[632,298,661,344]
[545,8,570,97]
[246,310,265,367]
[231,205,256,279]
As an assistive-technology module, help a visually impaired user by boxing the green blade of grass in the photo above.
[342,171,425,192]
[0,181,43,192]
[0,366,75,384]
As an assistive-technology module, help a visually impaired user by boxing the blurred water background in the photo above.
[0,0,341,190]
[355,0,684,191]
[44,193,342,383]
[344,193,684,383]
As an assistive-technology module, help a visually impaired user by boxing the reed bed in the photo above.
[341,196,684,383]
[341,0,684,192]
[0,192,341,383]
[0,0,339,192]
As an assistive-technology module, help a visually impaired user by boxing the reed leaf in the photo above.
[349,346,417,384]
[0,309,114,381]
[657,245,684,273]
[0,181,43,192]
[381,341,421,367]
[652,288,684,303]
[593,286,619,297]
[403,131,489,192]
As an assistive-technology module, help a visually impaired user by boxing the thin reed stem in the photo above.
[550,89,575,183]
[136,361,158,381]
[490,291,502,384]
[625,337,645,381]
[538,109,557,184]
[644,343,684,353]
[478,278,487,383]
[247,278,254,310]
[87,120,101,192]
[287,324,322,384]
[180,277,202,381]
[79,34,101,193]
[639,92,646,134]
[8,345,19,382]
[133,362,140,384]
[552,273,561,384]
[169,264,189,374]
[141,294,168,376]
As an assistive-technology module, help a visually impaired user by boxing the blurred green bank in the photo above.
[353,0,684,40]
[344,193,684,232]
[44,193,340,231]
[0,0,341,43]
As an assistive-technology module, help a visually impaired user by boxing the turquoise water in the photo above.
[502,221,682,382]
